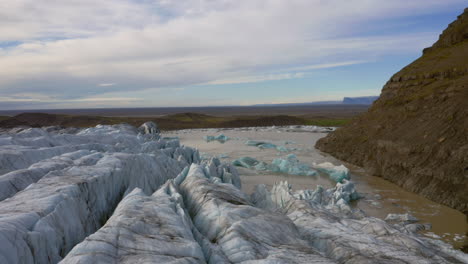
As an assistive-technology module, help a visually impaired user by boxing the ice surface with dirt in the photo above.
[0,123,199,263]
[0,124,467,263]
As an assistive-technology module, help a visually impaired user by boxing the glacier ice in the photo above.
[232,154,317,176]
[251,181,468,263]
[313,162,350,183]
[232,156,261,169]
[61,183,206,263]
[204,134,229,143]
[137,121,160,140]
[246,140,277,149]
[0,124,198,263]
[251,180,361,216]
[177,164,333,263]
[245,140,293,152]
[271,154,317,176]
[1,124,467,264]
[385,213,419,223]
[0,150,100,201]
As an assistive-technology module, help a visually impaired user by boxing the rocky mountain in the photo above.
[316,9,468,215]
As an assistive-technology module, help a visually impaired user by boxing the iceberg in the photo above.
[232,156,260,169]
[271,154,317,176]
[232,154,317,176]
[313,162,350,183]
[245,140,293,152]
[245,140,277,149]
[204,134,229,143]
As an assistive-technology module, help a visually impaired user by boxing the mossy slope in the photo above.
[317,9,468,215]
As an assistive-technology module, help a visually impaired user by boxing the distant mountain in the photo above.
[252,101,341,107]
[317,8,468,216]
[252,96,378,107]
[342,96,379,105]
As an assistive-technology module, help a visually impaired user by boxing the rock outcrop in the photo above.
[316,9,468,215]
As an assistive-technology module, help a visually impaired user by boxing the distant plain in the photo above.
[0,104,369,130]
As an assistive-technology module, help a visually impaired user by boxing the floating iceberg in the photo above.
[246,140,277,149]
[313,162,350,183]
[204,134,229,143]
[232,156,260,169]
[232,154,317,176]
[245,140,293,152]
[271,154,317,176]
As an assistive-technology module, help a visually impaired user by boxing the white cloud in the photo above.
[0,0,466,108]
[205,60,371,85]
[98,83,117,87]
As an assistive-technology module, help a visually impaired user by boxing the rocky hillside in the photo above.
[316,9,468,215]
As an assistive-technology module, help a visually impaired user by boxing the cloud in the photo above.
[205,60,370,85]
[98,83,117,87]
[0,0,466,109]
[0,95,142,110]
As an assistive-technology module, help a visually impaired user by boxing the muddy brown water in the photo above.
[165,128,467,250]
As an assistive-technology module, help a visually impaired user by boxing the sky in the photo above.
[0,1,466,110]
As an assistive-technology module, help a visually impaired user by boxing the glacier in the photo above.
[0,123,199,263]
[61,183,206,263]
[251,181,468,263]
[0,123,467,263]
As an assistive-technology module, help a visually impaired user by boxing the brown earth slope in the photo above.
[316,9,468,215]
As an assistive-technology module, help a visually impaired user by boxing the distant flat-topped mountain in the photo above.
[343,96,379,105]
[253,96,379,107]
[317,8,468,215]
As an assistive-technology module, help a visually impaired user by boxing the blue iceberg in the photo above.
[232,154,317,176]
[245,140,293,152]
[271,154,317,176]
[232,156,260,169]
[204,134,229,143]
[313,162,350,183]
